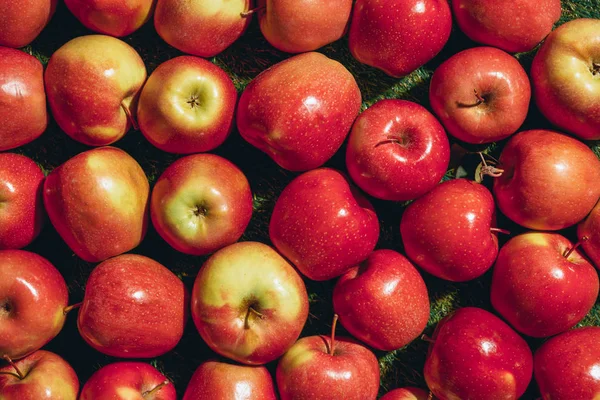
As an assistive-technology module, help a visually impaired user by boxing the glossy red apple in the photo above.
[237,52,361,171]
[333,249,430,351]
[429,47,531,144]
[346,99,450,201]
[348,0,452,77]
[270,168,379,281]
[380,387,429,400]
[0,0,57,48]
[578,200,600,269]
[424,307,533,400]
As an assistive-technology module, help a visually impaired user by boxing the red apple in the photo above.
[191,241,309,365]
[493,130,600,231]
[80,362,176,400]
[0,154,44,250]
[531,18,600,140]
[270,168,379,281]
[182,360,277,400]
[429,47,531,144]
[237,52,361,171]
[346,99,450,201]
[43,147,149,263]
[578,200,600,269]
[333,249,430,351]
[424,307,533,400]
[348,0,452,77]
[77,254,187,358]
[400,178,500,282]
[0,47,48,151]
[138,56,237,154]
[380,387,429,400]
[151,154,253,255]
[0,0,57,48]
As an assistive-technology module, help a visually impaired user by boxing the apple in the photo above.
[0,350,79,399]
[80,362,176,400]
[348,0,452,77]
[182,360,277,400]
[346,99,450,201]
[43,146,149,263]
[191,241,309,365]
[45,35,147,146]
[257,0,352,53]
[534,327,600,399]
[138,56,237,154]
[0,154,45,250]
[0,0,57,48]
[276,315,380,400]
[429,47,531,144]
[424,307,533,400]
[578,200,600,268]
[151,153,253,255]
[155,0,252,57]
[270,168,379,281]
[400,178,500,282]
[333,249,430,351]
[531,18,600,140]
[492,129,600,231]
[65,0,155,37]
[76,254,187,358]
[380,387,429,400]
[237,52,361,171]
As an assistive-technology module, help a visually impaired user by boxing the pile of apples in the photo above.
[1,0,600,399]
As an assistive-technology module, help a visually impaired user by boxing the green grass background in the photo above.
[11,0,600,398]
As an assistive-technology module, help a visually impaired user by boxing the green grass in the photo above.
[12,0,600,398]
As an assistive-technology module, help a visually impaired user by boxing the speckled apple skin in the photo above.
[0,250,68,360]
[453,0,561,53]
[276,336,380,400]
[380,387,429,400]
[346,99,449,201]
[578,200,600,269]
[0,0,57,48]
[182,360,277,400]
[424,307,533,400]
[333,250,430,351]
[400,179,499,282]
[237,52,362,171]
[491,232,599,338]
[270,168,379,281]
[429,47,531,144]
[534,327,600,400]
[80,362,176,400]
[348,0,451,78]
[78,254,187,358]
[0,154,45,250]
[494,130,600,231]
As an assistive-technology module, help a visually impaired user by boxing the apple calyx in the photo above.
[121,102,139,130]
[244,305,264,329]
[328,314,339,356]
[375,135,411,148]
[63,302,82,315]
[187,95,201,109]
[141,380,170,398]
[591,62,600,76]
[478,152,504,180]
[490,227,511,235]
[241,6,266,18]
[193,204,208,218]
[1,355,24,380]
[563,236,588,259]
[0,299,12,317]
[458,89,487,108]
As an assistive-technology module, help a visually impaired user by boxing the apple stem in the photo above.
[421,334,435,344]
[241,6,265,17]
[457,89,486,108]
[329,314,339,356]
[121,102,139,130]
[63,302,82,315]
[427,391,434,400]
[142,380,170,398]
[375,135,408,148]
[244,306,264,329]
[478,152,504,179]
[2,355,23,380]
[490,227,511,235]
[564,237,588,258]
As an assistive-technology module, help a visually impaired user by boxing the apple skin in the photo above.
[0,0,57,48]
[191,241,309,365]
[151,154,253,255]
[138,56,237,154]
[237,52,362,171]
[578,200,600,269]
[348,0,452,78]
[346,99,450,201]
[333,249,430,351]
[257,0,352,53]
[43,147,149,263]
[182,360,277,400]
[400,178,499,282]
[380,387,429,400]
[155,0,252,57]
[0,154,45,250]
[453,0,561,53]
[0,48,48,151]
[0,350,79,400]
[424,307,533,400]
[78,254,187,358]
[534,327,600,400]
[491,232,599,338]
[80,362,176,400]
[531,18,600,140]
[0,250,68,360]
[429,47,531,144]
[493,130,600,231]
[45,35,147,146]
[270,168,379,281]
